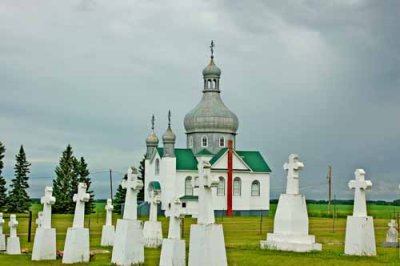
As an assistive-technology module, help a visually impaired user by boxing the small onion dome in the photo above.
[202,58,221,77]
[146,130,159,146]
[162,126,176,143]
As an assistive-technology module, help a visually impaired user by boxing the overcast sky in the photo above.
[0,0,399,200]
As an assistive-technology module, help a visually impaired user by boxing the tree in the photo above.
[53,145,78,213]
[7,145,31,213]
[0,142,7,211]
[137,156,145,203]
[75,157,95,214]
[113,174,127,214]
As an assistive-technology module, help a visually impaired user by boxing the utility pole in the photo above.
[327,166,332,215]
[109,169,113,200]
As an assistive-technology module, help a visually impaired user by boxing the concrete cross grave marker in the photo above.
[384,219,398,247]
[0,213,4,251]
[165,198,185,239]
[101,198,115,247]
[72,182,90,228]
[143,184,163,248]
[283,154,304,195]
[344,169,376,256]
[122,167,143,220]
[32,186,57,261]
[348,169,372,217]
[6,214,21,254]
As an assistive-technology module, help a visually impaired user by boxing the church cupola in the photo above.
[162,110,176,158]
[184,41,239,154]
[145,115,159,159]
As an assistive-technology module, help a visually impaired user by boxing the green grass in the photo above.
[0,203,399,265]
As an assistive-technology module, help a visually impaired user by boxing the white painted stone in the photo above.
[101,198,115,247]
[344,169,376,256]
[111,167,145,266]
[32,186,57,261]
[383,219,398,247]
[63,182,90,264]
[0,213,6,251]
[261,154,321,252]
[160,198,186,266]
[144,189,162,248]
[6,214,20,255]
[188,160,227,266]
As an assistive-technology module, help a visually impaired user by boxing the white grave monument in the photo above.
[62,182,91,263]
[188,160,227,266]
[261,154,322,252]
[111,167,145,266]
[6,214,20,255]
[383,219,399,247]
[143,184,163,248]
[344,169,376,256]
[0,213,6,251]
[159,198,186,266]
[32,186,57,261]
[101,198,115,246]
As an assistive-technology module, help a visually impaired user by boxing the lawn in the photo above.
[0,203,399,265]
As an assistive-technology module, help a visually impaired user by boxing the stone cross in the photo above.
[196,160,219,224]
[0,213,4,235]
[72,182,90,228]
[283,154,304,195]
[386,219,398,243]
[40,186,56,229]
[165,198,185,239]
[8,214,18,238]
[36,211,43,228]
[149,190,161,222]
[348,169,372,217]
[105,198,113,226]
[122,167,143,220]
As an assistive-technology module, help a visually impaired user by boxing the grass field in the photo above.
[0,203,399,265]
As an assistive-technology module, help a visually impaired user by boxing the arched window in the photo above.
[233,177,241,196]
[188,136,193,148]
[251,180,260,196]
[155,159,160,175]
[217,176,225,196]
[219,136,225,147]
[208,80,212,89]
[213,79,217,89]
[185,176,193,195]
[201,136,208,147]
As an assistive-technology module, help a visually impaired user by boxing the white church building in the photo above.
[144,47,272,216]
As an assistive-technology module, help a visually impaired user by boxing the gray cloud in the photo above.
[0,0,399,200]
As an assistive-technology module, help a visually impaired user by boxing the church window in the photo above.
[233,177,241,196]
[201,136,208,147]
[219,136,225,147]
[213,79,217,89]
[185,176,193,196]
[251,180,260,196]
[188,136,193,148]
[155,159,160,175]
[217,176,225,196]
[208,80,212,89]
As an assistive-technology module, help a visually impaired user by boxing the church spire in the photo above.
[203,40,221,92]
[146,114,159,159]
[162,110,176,158]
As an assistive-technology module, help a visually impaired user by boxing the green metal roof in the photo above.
[156,148,198,170]
[209,148,271,173]
[179,195,199,201]
[195,148,214,156]
[148,181,161,191]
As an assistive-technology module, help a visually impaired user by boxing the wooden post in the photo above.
[27,210,32,242]
[327,166,332,215]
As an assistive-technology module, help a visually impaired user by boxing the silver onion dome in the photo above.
[146,130,159,146]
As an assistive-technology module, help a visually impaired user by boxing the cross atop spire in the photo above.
[168,110,171,127]
[210,40,215,59]
[151,114,155,130]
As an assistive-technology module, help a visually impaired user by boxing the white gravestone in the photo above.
[188,160,228,266]
[344,169,376,256]
[143,187,163,248]
[32,186,57,261]
[0,213,6,251]
[6,214,21,255]
[111,167,145,266]
[160,198,186,266]
[101,198,115,246]
[261,154,322,252]
[63,182,91,264]
[383,220,399,247]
